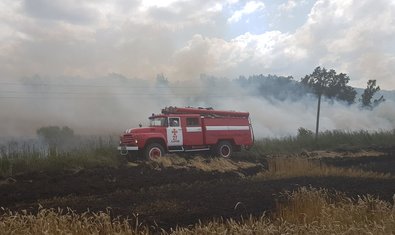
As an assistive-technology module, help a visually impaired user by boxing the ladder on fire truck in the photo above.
[161,106,250,118]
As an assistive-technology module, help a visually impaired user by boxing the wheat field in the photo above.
[1,187,394,234]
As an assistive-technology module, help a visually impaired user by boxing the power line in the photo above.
[0,81,260,100]
[0,89,256,98]
[0,82,227,89]
[0,91,235,95]
[0,94,258,99]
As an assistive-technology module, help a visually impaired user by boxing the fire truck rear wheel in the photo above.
[145,143,164,161]
[216,141,233,158]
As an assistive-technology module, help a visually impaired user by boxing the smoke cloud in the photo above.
[0,74,393,138]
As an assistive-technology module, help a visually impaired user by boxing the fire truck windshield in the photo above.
[149,117,167,127]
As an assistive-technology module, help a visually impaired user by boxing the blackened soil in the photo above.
[0,150,394,230]
[320,146,395,174]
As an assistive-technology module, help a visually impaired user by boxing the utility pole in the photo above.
[315,93,321,139]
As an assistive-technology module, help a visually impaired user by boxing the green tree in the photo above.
[360,80,385,108]
[301,66,356,104]
[297,127,314,139]
[301,67,357,138]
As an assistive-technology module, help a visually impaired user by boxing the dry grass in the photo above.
[148,149,392,181]
[2,188,394,234]
[253,157,392,180]
[0,207,150,235]
[174,187,395,234]
[150,155,258,173]
[304,149,385,159]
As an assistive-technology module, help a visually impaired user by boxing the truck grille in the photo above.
[121,135,136,144]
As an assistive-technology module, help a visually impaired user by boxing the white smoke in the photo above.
[0,74,394,138]
[201,81,395,137]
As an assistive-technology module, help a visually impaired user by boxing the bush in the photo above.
[36,126,75,154]
[297,127,314,138]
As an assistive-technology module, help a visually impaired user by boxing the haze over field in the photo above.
[0,75,394,138]
[0,0,394,137]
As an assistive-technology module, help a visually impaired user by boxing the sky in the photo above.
[1,0,395,89]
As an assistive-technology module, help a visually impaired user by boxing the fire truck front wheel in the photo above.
[216,141,233,158]
[144,143,164,161]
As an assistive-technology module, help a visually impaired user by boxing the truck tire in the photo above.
[144,143,164,161]
[216,141,232,158]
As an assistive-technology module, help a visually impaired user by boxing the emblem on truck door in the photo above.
[167,117,183,146]
[167,127,183,146]
[172,129,178,141]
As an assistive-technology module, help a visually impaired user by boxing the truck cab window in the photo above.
[186,117,199,127]
[149,117,167,127]
[169,117,180,127]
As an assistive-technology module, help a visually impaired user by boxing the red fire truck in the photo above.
[118,107,254,160]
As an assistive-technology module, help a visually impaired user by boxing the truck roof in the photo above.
[149,113,200,119]
[161,106,249,118]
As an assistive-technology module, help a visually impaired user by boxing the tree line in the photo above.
[301,66,385,109]
[236,67,385,109]
[300,66,385,138]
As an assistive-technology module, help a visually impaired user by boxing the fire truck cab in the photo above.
[118,107,254,160]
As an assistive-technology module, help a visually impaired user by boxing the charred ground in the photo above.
[0,148,394,230]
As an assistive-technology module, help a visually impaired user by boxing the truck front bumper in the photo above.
[117,146,139,155]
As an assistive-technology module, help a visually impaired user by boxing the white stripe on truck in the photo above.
[206,126,250,131]
[186,127,202,132]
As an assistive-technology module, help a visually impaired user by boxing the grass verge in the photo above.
[0,146,122,178]
[250,129,395,155]
[1,129,394,177]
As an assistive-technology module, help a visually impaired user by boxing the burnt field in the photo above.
[0,148,394,230]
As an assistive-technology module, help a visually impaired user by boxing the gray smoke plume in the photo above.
[0,74,394,138]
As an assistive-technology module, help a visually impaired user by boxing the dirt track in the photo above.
[0,150,394,229]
